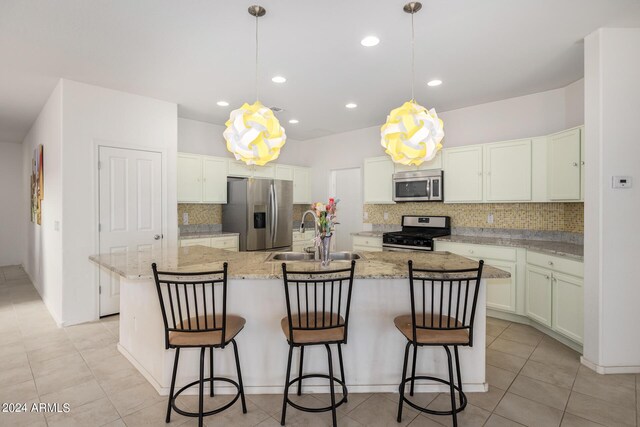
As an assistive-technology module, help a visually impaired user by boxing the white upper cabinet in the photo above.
[228,160,275,179]
[364,156,395,204]
[548,127,581,200]
[292,166,311,205]
[178,154,203,203]
[202,157,228,203]
[275,164,294,181]
[484,139,532,202]
[443,146,483,202]
[531,136,549,202]
[580,127,585,201]
[394,150,443,172]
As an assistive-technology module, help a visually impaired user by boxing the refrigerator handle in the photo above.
[272,182,278,247]
[269,183,276,247]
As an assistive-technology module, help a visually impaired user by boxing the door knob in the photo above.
[154,234,162,240]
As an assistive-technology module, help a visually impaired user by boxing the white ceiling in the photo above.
[1,0,640,143]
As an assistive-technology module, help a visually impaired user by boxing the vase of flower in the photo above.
[311,198,340,267]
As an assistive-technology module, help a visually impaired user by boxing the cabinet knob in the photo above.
[478,172,483,176]
[581,161,585,166]
[548,261,554,266]
[572,162,578,167]
[545,275,550,280]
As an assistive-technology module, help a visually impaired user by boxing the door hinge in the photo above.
[99,286,102,295]
[98,223,102,232]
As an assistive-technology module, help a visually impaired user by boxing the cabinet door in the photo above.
[177,154,203,203]
[202,157,228,204]
[548,128,581,200]
[580,126,585,201]
[363,157,395,204]
[394,150,443,172]
[253,164,275,178]
[443,146,483,202]
[228,160,253,177]
[293,167,311,204]
[485,259,518,313]
[484,140,532,201]
[275,165,294,181]
[552,272,583,343]
[180,238,211,247]
[526,265,552,327]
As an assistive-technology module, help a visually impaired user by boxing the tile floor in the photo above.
[0,264,638,427]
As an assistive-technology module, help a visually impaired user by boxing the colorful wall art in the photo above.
[31,145,44,224]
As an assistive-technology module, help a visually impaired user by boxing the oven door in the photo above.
[393,178,430,202]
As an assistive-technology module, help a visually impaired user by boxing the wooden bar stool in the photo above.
[395,260,484,427]
[279,260,356,427]
[152,262,247,427]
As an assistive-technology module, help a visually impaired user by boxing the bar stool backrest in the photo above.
[408,260,484,346]
[281,260,356,344]
[152,262,229,348]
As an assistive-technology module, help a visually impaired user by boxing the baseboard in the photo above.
[580,356,640,374]
[487,309,583,354]
[117,344,488,396]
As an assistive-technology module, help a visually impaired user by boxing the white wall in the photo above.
[61,80,178,325]
[583,28,640,372]
[21,81,64,324]
[0,142,25,266]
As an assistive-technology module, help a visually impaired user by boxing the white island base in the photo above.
[118,276,487,396]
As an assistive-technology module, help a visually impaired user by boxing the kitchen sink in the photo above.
[266,251,363,262]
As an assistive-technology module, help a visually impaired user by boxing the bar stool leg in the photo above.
[409,342,418,396]
[325,344,338,427]
[198,347,206,427]
[209,347,214,397]
[166,348,180,423]
[453,346,463,405]
[443,346,458,427]
[280,345,294,426]
[297,346,304,396]
[337,343,347,403]
[397,341,411,423]
[231,339,247,414]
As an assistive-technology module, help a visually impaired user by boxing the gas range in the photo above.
[382,215,451,252]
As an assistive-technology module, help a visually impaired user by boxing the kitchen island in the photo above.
[90,246,509,395]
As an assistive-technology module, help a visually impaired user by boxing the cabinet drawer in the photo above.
[352,236,382,249]
[435,241,516,262]
[353,244,382,253]
[180,238,211,247]
[527,251,583,277]
[210,236,239,250]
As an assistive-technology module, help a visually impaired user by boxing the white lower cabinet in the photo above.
[352,235,383,252]
[526,265,553,327]
[552,272,584,343]
[179,235,239,252]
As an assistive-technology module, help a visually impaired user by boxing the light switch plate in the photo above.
[487,213,494,224]
[183,212,189,225]
[383,212,389,221]
[612,176,632,189]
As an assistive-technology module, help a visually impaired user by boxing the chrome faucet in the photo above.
[300,210,319,260]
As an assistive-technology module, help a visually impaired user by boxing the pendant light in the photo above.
[224,5,286,166]
[380,2,444,166]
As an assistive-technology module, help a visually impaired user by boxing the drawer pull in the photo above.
[469,250,474,254]
[545,275,550,280]
[548,261,554,266]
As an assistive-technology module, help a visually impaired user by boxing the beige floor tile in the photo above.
[560,412,606,427]
[486,334,498,347]
[184,394,271,427]
[247,394,285,416]
[274,394,337,427]
[508,375,571,411]
[3,265,28,280]
[27,339,80,364]
[572,365,637,409]
[519,359,578,389]
[0,398,47,427]
[486,365,517,390]
[423,393,491,427]
[466,385,506,412]
[314,392,373,415]
[486,322,508,337]
[46,396,120,427]
[122,399,198,426]
[22,329,70,352]
[0,350,30,371]
[96,364,149,396]
[406,415,446,426]
[30,351,87,378]
[80,342,122,365]
[529,338,580,371]
[101,419,127,427]
[349,393,419,426]
[88,351,138,379]
[565,391,636,426]
[0,378,39,403]
[39,378,106,409]
[494,392,564,427]
[488,338,536,359]
[0,340,27,361]
[0,362,33,386]
[70,329,118,352]
[487,317,512,329]
[33,362,94,396]
[486,349,527,373]
[109,380,165,417]
[499,323,544,347]
[484,413,526,426]
[254,417,285,427]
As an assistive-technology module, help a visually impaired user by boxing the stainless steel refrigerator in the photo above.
[222,178,293,251]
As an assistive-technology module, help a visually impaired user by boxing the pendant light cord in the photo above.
[411,10,415,102]
[255,14,260,102]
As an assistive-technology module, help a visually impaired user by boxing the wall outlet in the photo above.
[487,213,494,224]
[384,212,389,221]
[182,212,189,225]
[612,176,632,189]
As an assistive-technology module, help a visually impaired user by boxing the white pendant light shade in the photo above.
[224,101,286,166]
[381,100,443,165]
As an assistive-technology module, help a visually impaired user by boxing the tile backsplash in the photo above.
[364,202,584,233]
[178,204,221,225]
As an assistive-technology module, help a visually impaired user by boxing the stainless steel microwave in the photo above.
[392,170,443,202]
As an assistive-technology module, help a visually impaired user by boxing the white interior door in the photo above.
[99,146,163,316]
[330,168,362,252]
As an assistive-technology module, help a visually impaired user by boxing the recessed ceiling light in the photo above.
[345,103,358,109]
[216,100,229,106]
[272,76,287,83]
[361,36,380,47]
[288,119,299,124]
[427,79,443,87]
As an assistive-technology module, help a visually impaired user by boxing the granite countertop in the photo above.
[179,231,240,240]
[350,231,385,237]
[89,246,509,281]
[435,235,583,261]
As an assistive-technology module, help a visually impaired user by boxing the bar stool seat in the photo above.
[280,313,345,344]
[169,314,246,347]
[393,314,469,345]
